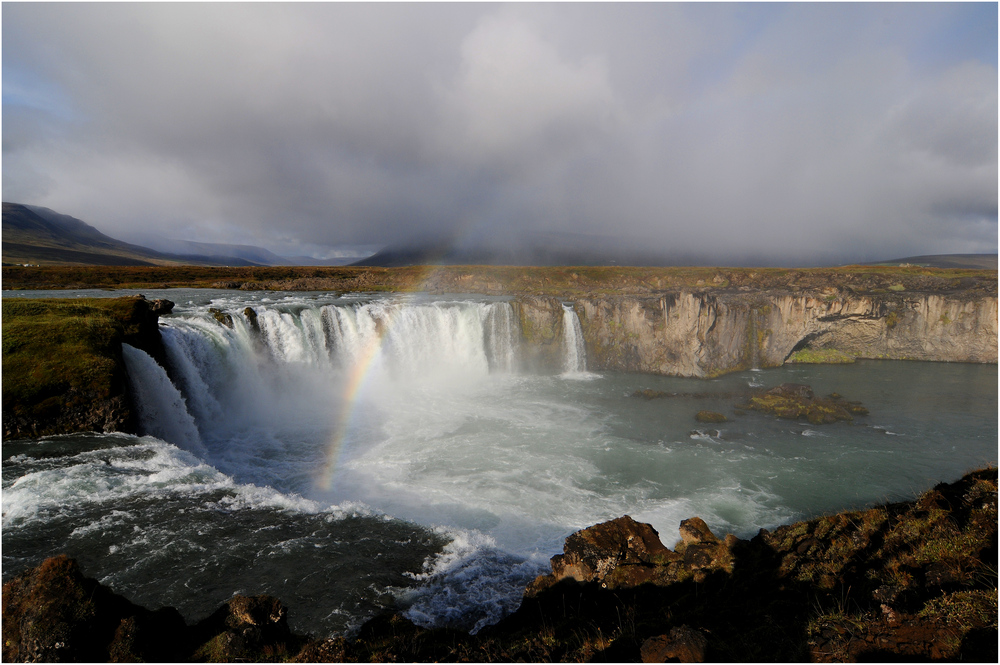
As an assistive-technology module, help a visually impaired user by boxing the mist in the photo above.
[3,3,996,264]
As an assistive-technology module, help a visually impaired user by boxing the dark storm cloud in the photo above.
[2,3,996,262]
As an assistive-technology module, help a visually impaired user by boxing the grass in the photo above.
[2,297,150,437]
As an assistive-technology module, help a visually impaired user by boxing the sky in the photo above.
[3,3,997,264]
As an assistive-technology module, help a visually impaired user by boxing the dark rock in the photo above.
[640,625,708,663]
[678,517,719,546]
[694,410,727,423]
[292,637,348,662]
[1,555,187,663]
[526,515,678,594]
[243,306,261,333]
[527,515,741,596]
[192,594,304,662]
[209,307,234,328]
[149,299,175,316]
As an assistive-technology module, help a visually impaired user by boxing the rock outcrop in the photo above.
[1,555,189,663]
[2,296,173,440]
[2,556,304,663]
[517,290,997,377]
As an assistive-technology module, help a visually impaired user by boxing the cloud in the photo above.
[2,3,996,263]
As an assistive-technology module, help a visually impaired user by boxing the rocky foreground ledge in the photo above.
[4,469,996,662]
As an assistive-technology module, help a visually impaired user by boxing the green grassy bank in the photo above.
[2,297,165,439]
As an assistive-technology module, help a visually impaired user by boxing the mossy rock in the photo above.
[745,383,866,425]
[209,307,234,328]
[632,388,669,400]
[695,410,727,423]
[787,348,855,364]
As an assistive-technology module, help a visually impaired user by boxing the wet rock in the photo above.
[209,307,234,328]
[243,306,261,333]
[632,388,670,400]
[149,299,175,316]
[694,410,727,423]
[640,625,708,663]
[743,383,864,425]
[769,383,814,399]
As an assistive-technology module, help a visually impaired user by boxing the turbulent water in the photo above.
[2,289,997,637]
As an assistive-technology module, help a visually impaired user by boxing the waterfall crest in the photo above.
[145,299,522,480]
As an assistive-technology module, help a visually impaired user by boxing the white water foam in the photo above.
[122,345,206,457]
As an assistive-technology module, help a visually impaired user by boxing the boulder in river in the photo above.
[740,383,867,424]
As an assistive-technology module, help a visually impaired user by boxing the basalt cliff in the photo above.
[516,290,997,377]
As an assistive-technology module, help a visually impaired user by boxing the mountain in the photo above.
[118,233,367,267]
[867,253,997,269]
[116,232,298,266]
[1,203,262,267]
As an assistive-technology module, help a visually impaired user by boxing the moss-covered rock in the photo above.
[740,383,866,425]
[695,410,727,423]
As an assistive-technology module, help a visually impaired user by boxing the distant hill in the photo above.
[1,203,262,267]
[118,233,365,267]
[116,232,298,266]
[351,233,718,268]
[867,254,997,270]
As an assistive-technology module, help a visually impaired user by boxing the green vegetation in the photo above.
[787,347,855,364]
[2,297,153,438]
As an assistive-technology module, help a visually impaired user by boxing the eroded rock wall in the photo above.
[516,291,998,378]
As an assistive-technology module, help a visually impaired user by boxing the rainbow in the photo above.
[315,263,444,491]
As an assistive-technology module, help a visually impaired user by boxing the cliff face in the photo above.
[517,290,998,377]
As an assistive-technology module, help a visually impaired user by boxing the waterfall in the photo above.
[122,344,206,457]
[484,302,518,373]
[561,305,587,373]
[144,300,522,473]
